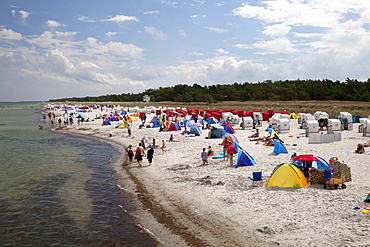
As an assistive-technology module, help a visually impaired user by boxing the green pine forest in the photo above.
[50,78,370,103]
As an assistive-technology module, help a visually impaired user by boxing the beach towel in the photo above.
[212,153,224,159]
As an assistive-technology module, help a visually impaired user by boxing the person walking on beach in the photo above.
[147,145,154,165]
[201,148,208,165]
[127,125,132,137]
[135,143,145,167]
[160,140,166,154]
[125,145,134,163]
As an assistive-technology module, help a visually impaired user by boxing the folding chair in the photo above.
[248,172,263,186]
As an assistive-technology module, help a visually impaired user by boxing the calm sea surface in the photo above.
[0,102,157,246]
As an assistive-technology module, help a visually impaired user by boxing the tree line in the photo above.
[50,78,370,103]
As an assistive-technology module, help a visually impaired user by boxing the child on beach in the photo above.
[201,148,208,165]
[228,144,236,166]
[160,140,166,154]
[207,146,214,156]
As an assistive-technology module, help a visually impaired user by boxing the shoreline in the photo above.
[57,128,191,247]
[56,125,263,246]
[47,105,370,247]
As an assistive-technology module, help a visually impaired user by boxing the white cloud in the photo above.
[86,37,144,59]
[144,26,166,40]
[77,15,139,23]
[19,10,30,23]
[205,27,228,33]
[143,11,159,15]
[45,20,67,28]
[188,52,204,56]
[177,29,187,37]
[77,16,95,23]
[216,2,225,7]
[0,27,23,40]
[105,15,139,22]
[216,48,229,55]
[191,14,206,18]
[235,37,296,54]
[106,32,118,37]
[262,24,291,37]
[47,48,76,73]
[232,1,341,28]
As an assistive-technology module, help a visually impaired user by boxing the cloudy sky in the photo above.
[1,0,370,101]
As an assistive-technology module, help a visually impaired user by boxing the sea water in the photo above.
[0,102,158,246]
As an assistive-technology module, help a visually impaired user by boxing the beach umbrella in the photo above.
[293,155,319,162]
[292,156,329,170]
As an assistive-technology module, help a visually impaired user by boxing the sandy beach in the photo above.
[48,104,370,247]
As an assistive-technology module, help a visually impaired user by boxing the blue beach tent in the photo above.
[152,117,160,128]
[206,117,217,124]
[292,156,329,171]
[235,143,256,168]
[183,119,191,128]
[273,140,288,155]
[235,150,256,167]
[189,125,202,135]
[209,128,225,138]
[223,123,235,134]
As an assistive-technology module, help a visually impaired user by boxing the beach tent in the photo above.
[224,133,239,144]
[183,119,191,128]
[365,193,370,202]
[118,121,131,129]
[290,113,298,119]
[266,163,308,188]
[109,116,119,121]
[168,122,181,131]
[151,117,161,128]
[235,144,256,168]
[206,117,218,124]
[102,119,111,125]
[273,140,288,155]
[223,123,235,134]
[292,156,330,171]
[209,128,225,138]
[73,113,84,118]
[189,125,202,135]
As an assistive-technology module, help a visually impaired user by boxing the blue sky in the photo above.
[1,0,370,101]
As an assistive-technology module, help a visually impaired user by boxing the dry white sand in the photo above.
[51,106,370,247]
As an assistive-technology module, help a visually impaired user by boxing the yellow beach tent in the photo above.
[266,163,308,188]
[290,113,298,119]
[118,121,131,129]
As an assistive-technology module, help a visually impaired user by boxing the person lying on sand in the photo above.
[354,143,365,154]
[248,129,259,138]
